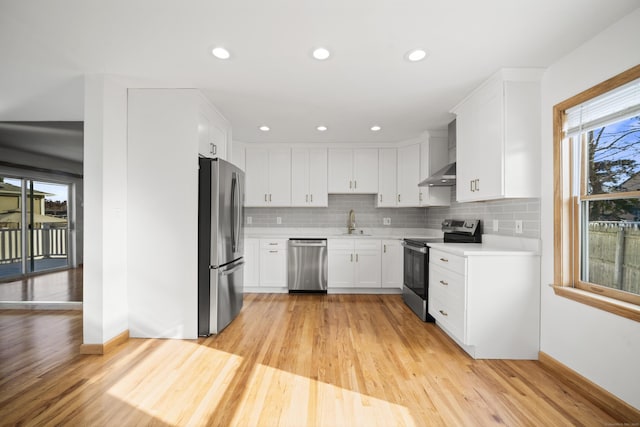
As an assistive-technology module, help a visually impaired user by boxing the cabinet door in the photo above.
[232,144,246,171]
[210,124,227,161]
[259,248,287,286]
[245,148,270,206]
[377,148,397,207]
[352,149,378,193]
[396,144,420,206]
[267,148,291,206]
[291,148,310,206]
[244,239,260,286]
[308,148,328,206]
[197,110,215,158]
[475,83,503,199]
[328,149,353,193]
[354,249,381,287]
[381,240,403,289]
[328,248,355,288]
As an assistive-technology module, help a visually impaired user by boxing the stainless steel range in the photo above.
[401,219,481,321]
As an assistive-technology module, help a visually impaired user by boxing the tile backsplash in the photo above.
[426,191,540,238]
[245,191,540,238]
[245,194,428,228]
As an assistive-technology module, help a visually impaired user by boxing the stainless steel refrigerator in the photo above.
[198,157,245,336]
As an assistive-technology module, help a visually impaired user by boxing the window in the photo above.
[553,65,640,322]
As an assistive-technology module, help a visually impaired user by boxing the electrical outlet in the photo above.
[276,217,282,225]
[246,216,252,225]
[383,217,391,225]
[493,219,499,232]
[515,220,523,234]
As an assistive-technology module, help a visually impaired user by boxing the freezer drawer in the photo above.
[199,258,244,336]
[288,239,328,293]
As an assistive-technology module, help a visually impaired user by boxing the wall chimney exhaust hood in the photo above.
[418,162,456,187]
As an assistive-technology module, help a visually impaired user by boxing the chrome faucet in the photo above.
[347,209,356,234]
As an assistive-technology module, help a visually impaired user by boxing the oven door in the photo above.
[402,241,428,299]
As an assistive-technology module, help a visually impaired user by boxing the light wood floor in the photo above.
[0,293,634,426]
[0,267,82,302]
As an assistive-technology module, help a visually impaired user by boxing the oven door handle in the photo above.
[401,241,428,253]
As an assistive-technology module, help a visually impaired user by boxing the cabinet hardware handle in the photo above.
[269,243,278,245]
[476,179,479,191]
[397,194,400,202]
[264,194,267,202]
[439,310,448,317]
[379,194,382,202]
[350,253,353,262]
[349,180,352,189]
[440,280,448,286]
[269,194,272,202]
[356,254,358,262]
[269,250,277,253]
[210,143,216,155]
[440,258,449,262]
[470,180,474,192]
[354,180,357,189]
[383,244,386,253]
[310,194,313,202]
[419,192,423,202]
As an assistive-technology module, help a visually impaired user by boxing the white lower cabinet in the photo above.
[244,238,260,287]
[428,248,540,359]
[381,240,403,289]
[259,239,288,286]
[328,239,381,289]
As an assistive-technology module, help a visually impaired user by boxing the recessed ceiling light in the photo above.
[312,47,331,61]
[370,125,382,132]
[259,125,270,132]
[211,47,230,60]
[405,49,428,62]
[316,125,328,131]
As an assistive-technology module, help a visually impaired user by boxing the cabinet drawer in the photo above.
[429,264,464,301]
[260,239,287,250]
[328,239,354,250]
[430,249,465,274]
[429,294,465,342]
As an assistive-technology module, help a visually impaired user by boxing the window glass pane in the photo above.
[581,200,640,296]
[586,115,640,195]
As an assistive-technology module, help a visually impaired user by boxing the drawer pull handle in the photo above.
[440,258,449,262]
[269,243,278,245]
[439,280,448,286]
[269,250,278,253]
[439,310,448,317]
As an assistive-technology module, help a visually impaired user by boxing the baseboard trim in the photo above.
[538,351,640,420]
[80,330,129,355]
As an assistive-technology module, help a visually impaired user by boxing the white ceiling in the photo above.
[0,0,638,149]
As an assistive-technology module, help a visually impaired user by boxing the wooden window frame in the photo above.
[553,64,640,322]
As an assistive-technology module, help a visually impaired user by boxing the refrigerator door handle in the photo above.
[219,259,245,276]
[231,172,238,252]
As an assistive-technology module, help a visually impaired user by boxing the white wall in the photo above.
[540,8,640,409]
[127,89,199,339]
[83,74,129,344]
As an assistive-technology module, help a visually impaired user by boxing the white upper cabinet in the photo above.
[377,148,397,207]
[328,148,378,193]
[245,147,291,206]
[291,148,328,207]
[197,97,230,160]
[396,144,421,207]
[452,68,542,202]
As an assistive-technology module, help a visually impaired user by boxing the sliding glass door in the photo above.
[0,176,70,280]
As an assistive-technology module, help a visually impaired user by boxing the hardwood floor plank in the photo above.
[1,293,638,426]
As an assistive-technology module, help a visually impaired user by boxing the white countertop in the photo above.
[245,228,541,255]
[428,234,540,256]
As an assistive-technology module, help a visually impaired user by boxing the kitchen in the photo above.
[1,1,639,424]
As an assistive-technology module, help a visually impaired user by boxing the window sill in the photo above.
[552,285,640,322]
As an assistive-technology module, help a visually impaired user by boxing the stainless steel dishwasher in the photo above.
[288,239,328,293]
